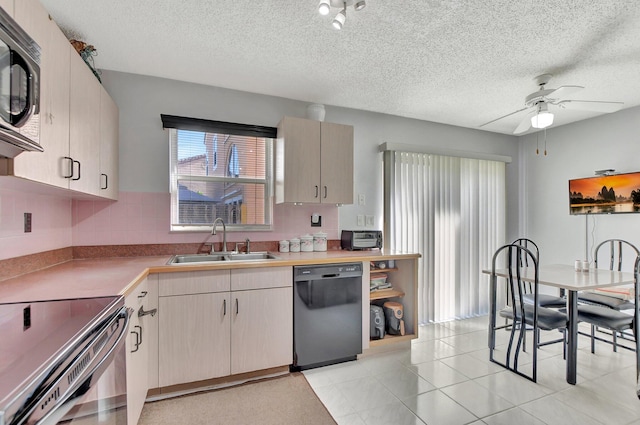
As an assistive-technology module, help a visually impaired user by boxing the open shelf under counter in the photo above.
[369,288,405,301]
[369,333,416,347]
[370,267,399,274]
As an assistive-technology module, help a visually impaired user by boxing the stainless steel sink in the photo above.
[168,254,227,264]
[167,252,280,265]
[225,252,280,261]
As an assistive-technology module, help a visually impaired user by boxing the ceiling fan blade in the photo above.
[479,107,530,127]
[513,111,537,134]
[557,99,624,113]
[547,85,584,99]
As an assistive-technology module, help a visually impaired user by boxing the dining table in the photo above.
[485,263,637,385]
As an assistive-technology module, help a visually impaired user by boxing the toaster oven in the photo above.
[340,230,382,250]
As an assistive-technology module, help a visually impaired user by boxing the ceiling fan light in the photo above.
[318,0,330,15]
[531,111,554,129]
[354,1,366,11]
[332,10,346,29]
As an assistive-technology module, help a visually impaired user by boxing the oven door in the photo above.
[11,304,130,425]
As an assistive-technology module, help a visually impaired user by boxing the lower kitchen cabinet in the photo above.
[156,267,293,389]
[125,277,158,425]
[231,286,292,374]
[158,291,231,386]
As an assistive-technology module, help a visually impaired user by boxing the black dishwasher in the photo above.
[292,263,362,370]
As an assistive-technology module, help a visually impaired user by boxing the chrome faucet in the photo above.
[211,218,227,253]
[245,238,251,254]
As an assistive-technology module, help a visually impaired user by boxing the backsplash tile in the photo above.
[72,191,340,246]
[0,180,72,260]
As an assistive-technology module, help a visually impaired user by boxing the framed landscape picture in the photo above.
[569,172,640,215]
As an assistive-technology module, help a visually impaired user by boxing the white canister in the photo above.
[313,232,327,252]
[279,240,289,253]
[289,238,301,252]
[300,234,314,252]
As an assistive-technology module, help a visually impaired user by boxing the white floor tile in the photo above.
[358,399,426,425]
[413,360,469,388]
[473,370,552,405]
[376,367,436,398]
[482,407,546,425]
[313,384,356,418]
[440,352,505,379]
[552,385,638,425]
[440,380,514,418]
[334,376,398,412]
[335,413,367,425]
[303,316,639,425]
[402,390,478,425]
[520,395,605,425]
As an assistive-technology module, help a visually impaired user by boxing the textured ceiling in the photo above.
[38,0,640,135]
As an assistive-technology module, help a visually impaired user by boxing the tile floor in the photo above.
[303,316,640,425]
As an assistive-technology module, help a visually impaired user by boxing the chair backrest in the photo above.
[512,238,539,290]
[492,242,540,316]
[594,239,640,272]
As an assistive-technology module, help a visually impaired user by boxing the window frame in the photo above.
[163,114,276,233]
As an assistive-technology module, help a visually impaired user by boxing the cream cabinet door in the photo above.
[230,287,293,375]
[69,48,101,195]
[10,0,70,189]
[320,122,354,204]
[99,86,119,200]
[276,116,321,203]
[158,292,231,387]
[125,278,153,425]
[0,0,13,15]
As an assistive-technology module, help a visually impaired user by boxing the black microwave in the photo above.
[0,7,42,158]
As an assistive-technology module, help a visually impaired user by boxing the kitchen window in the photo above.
[162,115,276,232]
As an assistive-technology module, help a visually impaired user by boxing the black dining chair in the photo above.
[577,239,640,353]
[489,243,568,383]
[512,238,566,309]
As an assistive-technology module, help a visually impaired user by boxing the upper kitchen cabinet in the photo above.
[1,0,119,199]
[276,116,353,205]
[10,0,71,189]
[68,46,101,196]
[99,85,119,200]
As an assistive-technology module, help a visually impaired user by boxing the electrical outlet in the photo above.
[24,213,32,233]
[358,194,366,205]
[365,215,374,227]
[357,214,364,226]
[311,214,322,227]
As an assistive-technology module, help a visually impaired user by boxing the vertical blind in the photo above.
[385,151,506,323]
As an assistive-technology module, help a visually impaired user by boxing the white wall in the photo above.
[518,106,640,266]
[101,70,520,241]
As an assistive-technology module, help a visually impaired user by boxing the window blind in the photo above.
[384,150,506,323]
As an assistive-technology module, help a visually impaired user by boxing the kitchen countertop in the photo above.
[0,250,420,303]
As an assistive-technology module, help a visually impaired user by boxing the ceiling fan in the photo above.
[480,74,624,134]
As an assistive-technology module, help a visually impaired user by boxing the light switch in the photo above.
[357,214,364,226]
[365,215,374,227]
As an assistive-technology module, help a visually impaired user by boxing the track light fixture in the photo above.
[318,0,366,30]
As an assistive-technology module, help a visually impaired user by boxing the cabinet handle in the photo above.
[236,298,239,315]
[223,299,226,316]
[138,306,157,317]
[63,156,74,178]
[323,186,328,199]
[137,291,148,299]
[101,173,108,190]
[72,160,81,181]
[135,324,143,346]
[130,329,140,353]
[315,185,319,198]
